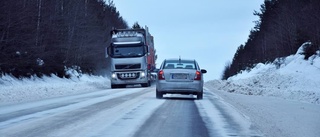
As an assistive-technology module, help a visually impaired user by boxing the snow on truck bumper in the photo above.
[110,71,148,85]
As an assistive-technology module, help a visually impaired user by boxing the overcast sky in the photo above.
[114,0,264,80]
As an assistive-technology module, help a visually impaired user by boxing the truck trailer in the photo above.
[106,26,156,88]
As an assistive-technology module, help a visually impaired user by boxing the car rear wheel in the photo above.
[197,92,203,100]
[156,90,163,99]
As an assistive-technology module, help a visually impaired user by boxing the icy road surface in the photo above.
[0,86,262,137]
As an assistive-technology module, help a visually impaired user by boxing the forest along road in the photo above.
[0,86,263,137]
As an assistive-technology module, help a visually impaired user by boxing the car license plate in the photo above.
[172,74,187,79]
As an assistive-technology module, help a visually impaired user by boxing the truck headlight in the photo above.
[111,73,117,79]
[141,72,146,78]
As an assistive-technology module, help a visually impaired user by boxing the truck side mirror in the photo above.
[144,45,149,55]
[105,47,109,58]
[106,46,113,58]
[153,68,160,73]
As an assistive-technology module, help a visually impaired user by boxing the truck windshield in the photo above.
[111,44,145,58]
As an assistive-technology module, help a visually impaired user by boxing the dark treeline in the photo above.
[0,0,127,78]
[222,0,320,80]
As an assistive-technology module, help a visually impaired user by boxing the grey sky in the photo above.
[114,0,264,80]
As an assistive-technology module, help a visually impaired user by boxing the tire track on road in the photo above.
[0,88,151,137]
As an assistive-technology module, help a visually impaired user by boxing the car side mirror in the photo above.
[201,69,207,74]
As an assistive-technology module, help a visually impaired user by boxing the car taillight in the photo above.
[158,70,165,80]
[194,71,201,80]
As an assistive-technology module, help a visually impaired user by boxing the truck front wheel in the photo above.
[141,83,149,87]
[111,84,117,89]
[111,84,126,89]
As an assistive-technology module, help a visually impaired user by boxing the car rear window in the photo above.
[164,60,196,69]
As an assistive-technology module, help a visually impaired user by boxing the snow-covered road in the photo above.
[0,87,165,137]
[0,85,264,137]
[1,83,319,137]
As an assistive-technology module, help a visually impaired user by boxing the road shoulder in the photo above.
[205,86,320,137]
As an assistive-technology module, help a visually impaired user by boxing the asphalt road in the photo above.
[134,97,210,137]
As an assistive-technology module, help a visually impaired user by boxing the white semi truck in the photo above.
[106,26,156,88]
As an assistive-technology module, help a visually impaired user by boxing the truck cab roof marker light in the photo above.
[115,31,139,38]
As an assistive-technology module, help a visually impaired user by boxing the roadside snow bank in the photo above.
[207,45,320,104]
[0,74,110,105]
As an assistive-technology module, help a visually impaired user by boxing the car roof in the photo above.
[164,58,196,62]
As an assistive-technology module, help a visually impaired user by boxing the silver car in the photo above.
[156,58,207,99]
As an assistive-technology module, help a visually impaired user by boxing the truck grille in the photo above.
[117,72,140,80]
[115,64,141,69]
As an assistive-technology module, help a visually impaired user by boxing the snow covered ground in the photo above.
[204,86,320,137]
[204,44,320,137]
[208,45,320,105]
[0,74,110,106]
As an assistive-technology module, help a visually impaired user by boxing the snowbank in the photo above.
[0,74,110,105]
[207,44,320,104]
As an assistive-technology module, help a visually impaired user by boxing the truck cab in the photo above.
[107,27,155,88]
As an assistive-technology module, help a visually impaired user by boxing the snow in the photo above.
[0,74,110,105]
[0,86,166,137]
[204,43,320,137]
[41,90,165,137]
[210,46,320,104]
[195,91,263,137]
[203,87,320,137]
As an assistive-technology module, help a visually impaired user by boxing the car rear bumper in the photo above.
[156,80,203,94]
